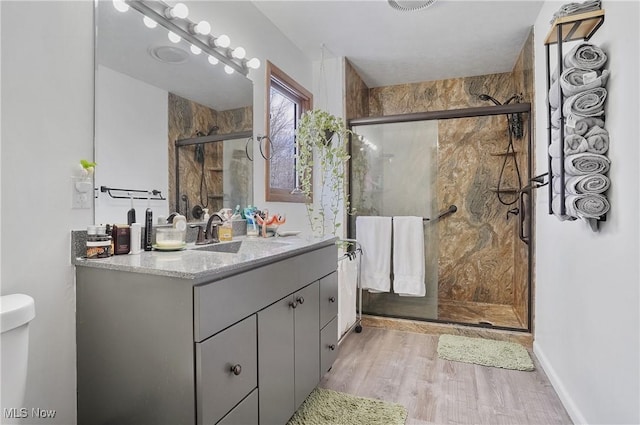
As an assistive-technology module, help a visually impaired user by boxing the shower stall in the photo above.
[348,101,533,331]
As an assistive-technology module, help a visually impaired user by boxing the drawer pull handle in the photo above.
[329,296,336,303]
[296,296,305,305]
[230,364,242,376]
[328,344,336,351]
[289,301,298,309]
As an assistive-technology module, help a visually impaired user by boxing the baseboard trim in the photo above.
[533,341,586,425]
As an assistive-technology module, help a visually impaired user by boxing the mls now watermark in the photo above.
[3,408,57,419]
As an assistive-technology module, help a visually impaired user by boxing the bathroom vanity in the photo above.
[74,236,338,425]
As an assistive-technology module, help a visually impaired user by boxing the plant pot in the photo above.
[323,130,335,146]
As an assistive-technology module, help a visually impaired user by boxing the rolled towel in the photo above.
[552,193,610,220]
[572,193,610,218]
[565,134,589,154]
[552,195,576,220]
[565,152,610,175]
[549,80,562,109]
[563,87,607,119]
[549,134,588,158]
[564,42,607,70]
[565,117,605,136]
[551,107,563,129]
[551,1,602,23]
[560,67,609,98]
[553,173,611,194]
[584,125,609,154]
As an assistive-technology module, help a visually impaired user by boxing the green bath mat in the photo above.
[437,334,535,371]
[287,387,407,425]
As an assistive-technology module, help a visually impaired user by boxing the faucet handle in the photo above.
[190,224,206,245]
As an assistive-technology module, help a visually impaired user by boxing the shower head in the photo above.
[478,94,502,106]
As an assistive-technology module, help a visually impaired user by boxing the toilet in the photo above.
[1,294,36,408]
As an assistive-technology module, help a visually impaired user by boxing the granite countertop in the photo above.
[73,235,337,281]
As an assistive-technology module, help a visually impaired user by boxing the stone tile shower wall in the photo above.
[168,93,252,218]
[346,29,534,327]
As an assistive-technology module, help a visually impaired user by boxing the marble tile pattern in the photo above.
[512,30,534,327]
[167,93,252,218]
[350,39,534,328]
[345,59,370,120]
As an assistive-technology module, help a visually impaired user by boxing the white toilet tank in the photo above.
[1,294,36,409]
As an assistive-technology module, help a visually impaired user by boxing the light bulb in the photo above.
[165,2,189,19]
[246,57,261,69]
[168,31,181,43]
[193,20,211,36]
[232,47,246,59]
[190,45,201,55]
[214,34,231,48]
[224,65,234,75]
[208,55,219,66]
[143,16,157,28]
[113,0,129,12]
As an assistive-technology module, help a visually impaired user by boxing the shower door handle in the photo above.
[519,189,529,245]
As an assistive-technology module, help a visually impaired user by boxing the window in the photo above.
[265,61,313,202]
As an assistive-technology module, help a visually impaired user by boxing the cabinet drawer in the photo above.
[320,316,338,376]
[217,389,258,425]
[195,244,337,341]
[196,315,257,425]
[319,272,338,328]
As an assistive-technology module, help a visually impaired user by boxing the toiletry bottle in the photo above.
[203,208,210,222]
[219,220,233,242]
[130,223,142,254]
[144,208,153,251]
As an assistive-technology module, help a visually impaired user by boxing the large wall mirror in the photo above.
[94,1,253,225]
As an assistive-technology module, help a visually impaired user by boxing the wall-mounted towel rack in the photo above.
[338,238,363,342]
[544,9,607,232]
[99,186,166,201]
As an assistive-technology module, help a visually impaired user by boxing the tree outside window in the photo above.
[265,62,313,202]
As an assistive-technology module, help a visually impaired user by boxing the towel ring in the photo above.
[244,137,254,161]
[257,135,273,160]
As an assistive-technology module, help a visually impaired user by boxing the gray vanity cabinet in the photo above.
[319,272,339,375]
[258,281,320,425]
[76,242,337,425]
[196,315,257,424]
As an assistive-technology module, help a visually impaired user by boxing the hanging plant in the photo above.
[297,109,356,237]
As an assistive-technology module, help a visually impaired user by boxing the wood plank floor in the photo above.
[320,327,572,425]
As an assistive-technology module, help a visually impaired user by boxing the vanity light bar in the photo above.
[124,0,252,76]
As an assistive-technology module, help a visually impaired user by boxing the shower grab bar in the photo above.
[426,204,458,222]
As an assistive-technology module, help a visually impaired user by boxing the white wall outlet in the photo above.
[72,178,93,209]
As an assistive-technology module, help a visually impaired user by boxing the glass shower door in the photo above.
[351,120,439,320]
[350,112,530,330]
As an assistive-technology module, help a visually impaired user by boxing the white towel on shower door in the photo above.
[392,216,426,297]
[338,256,358,338]
[356,216,392,292]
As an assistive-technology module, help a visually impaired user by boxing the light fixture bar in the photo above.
[125,0,248,76]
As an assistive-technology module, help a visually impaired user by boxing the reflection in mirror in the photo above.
[94,1,253,225]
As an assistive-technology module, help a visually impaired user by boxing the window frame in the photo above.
[265,61,313,203]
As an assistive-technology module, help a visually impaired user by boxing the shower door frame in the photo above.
[347,102,534,332]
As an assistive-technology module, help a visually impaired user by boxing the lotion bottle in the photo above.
[130,223,142,254]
